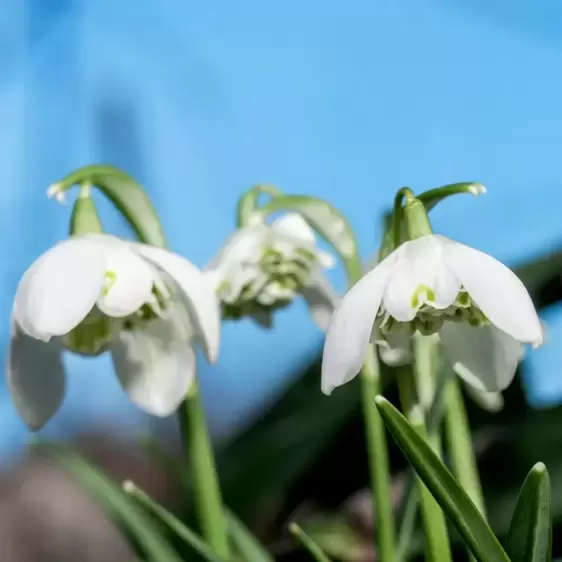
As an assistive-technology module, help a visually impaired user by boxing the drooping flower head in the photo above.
[9,233,220,430]
[205,213,338,330]
[322,192,543,395]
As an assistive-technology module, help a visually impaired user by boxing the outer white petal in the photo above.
[132,244,221,363]
[440,236,543,345]
[440,322,525,392]
[110,313,195,416]
[302,274,339,332]
[206,227,264,273]
[14,238,107,340]
[462,383,504,413]
[270,213,316,245]
[7,320,65,430]
[321,251,397,395]
[96,243,155,318]
[383,236,460,322]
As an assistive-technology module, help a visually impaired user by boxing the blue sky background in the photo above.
[0,0,561,459]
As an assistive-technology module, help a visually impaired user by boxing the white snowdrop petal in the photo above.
[383,236,460,322]
[462,383,504,413]
[7,320,65,430]
[302,274,339,332]
[440,322,525,392]
[440,236,543,345]
[133,244,221,363]
[206,227,264,273]
[317,250,337,269]
[15,238,107,340]
[270,213,316,245]
[96,245,155,318]
[110,313,195,416]
[321,251,397,395]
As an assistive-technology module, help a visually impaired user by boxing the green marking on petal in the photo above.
[102,270,117,296]
[411,284,436,308]
[457,291,470,306]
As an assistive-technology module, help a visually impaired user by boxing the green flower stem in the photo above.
[397,366,452,562]
[392,187,416,248]
[413,335,441,454]
[177,381,230,559]
[444,377,486,562]
[361,347,398,562]
[347,257,397,562]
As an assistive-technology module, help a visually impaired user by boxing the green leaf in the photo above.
[51,164,167,247]
[123,480,224,562]
[375,396,510,562]
[397,365,449,557]
[260,195,361,279]
[417,182,487,212]
[505,462,552,562]
[297,515,367,561]
[140,437,273,561]
[226,508,275,562]
[36,443,183,562]
[289,522,333,562]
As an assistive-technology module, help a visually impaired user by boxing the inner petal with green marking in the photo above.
[376,287,489,346]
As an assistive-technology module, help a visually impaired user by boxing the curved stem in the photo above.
[392,187,416,249]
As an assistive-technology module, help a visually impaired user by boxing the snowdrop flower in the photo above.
[322,234,543,395]
[8,234,220,430]
[206,213,338,330]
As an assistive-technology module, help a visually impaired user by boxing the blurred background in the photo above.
[1,0,562,560]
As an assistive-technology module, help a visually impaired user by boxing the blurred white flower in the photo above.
[8,234,220,430]
[206,213,338,330]
[322,234,543,395]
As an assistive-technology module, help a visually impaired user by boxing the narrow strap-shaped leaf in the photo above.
[51,164,167,247]
[141,437,274,561]
[226,508,275,562]
[123,480,224,562]
[375,397,510,562]
[505,462,552,562]
[397,366,449,557]
[36,443,183,562]
[289,522,333,562]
